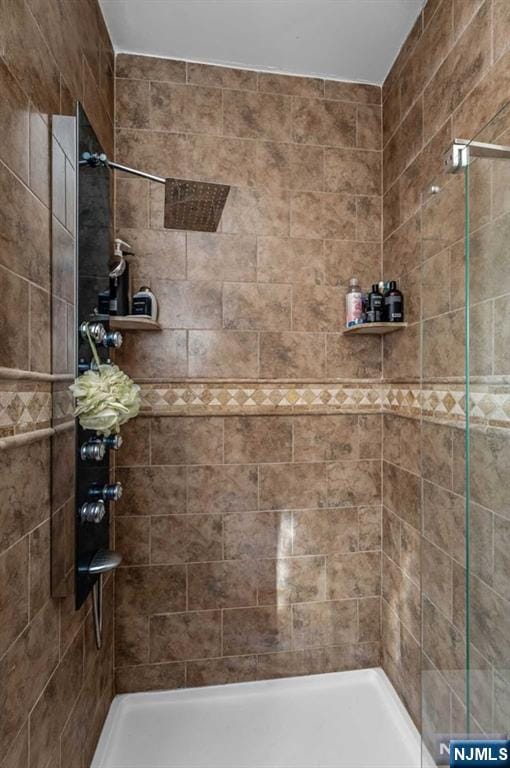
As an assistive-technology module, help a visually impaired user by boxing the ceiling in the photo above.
[99,0,425,86]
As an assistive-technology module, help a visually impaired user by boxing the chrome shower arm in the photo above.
[80,152,165,184]
[106,160,165,184]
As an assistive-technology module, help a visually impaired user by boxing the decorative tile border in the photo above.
[138,381,510,428]
[52,385,75,425]
[383,383,510,428]
[469,386,510,428]
[3,380,510,437]
[382,385,466,422]
[0,383,52,438]
[138,382,383,414]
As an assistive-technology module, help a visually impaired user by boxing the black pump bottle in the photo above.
[109,239,131,316]
[367,284,383,322]
[384,281,404,322]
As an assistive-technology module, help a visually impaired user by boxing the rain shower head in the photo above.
[80,153,231,233]
[164,178,230,232]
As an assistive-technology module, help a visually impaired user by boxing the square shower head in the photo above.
[164,178,230,232]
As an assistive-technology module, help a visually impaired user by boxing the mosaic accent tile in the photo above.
[138,381,510,428]
[3,379,510,437]
[52,388,75,424]
[382,385,466,422]
[470,388,510,427]
[0,385,52,437]
[138,383,385,414]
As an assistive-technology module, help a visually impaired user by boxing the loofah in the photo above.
[69,327,141,435]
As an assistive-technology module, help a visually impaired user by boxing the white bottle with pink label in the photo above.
[345,277,363,327]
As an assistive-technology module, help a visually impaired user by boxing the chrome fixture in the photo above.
[88,482,123,502]
[81,151,108,167]
[87,549,122,648]
[104,330,123,348]
[80,320,106,344]
[80,321,123,349]
[445,138,510,173]
[80,500,106,524]
[80,435,123,461]
[88,548,122,576]
[80,439,106,462]
[80,152,230,233]
[81,151,164,182]
[103,434,123,451]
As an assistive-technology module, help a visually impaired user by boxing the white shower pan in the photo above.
[92,667,431,768]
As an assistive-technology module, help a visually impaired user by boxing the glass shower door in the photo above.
[419,101,510,765]
[420,160,469,767]
[464,101,510,741]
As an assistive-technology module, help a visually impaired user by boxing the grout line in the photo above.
[122,549,382,568]
[148,516,152,565]
[490,0,495,66]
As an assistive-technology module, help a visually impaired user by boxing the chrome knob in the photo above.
[80,500,106,524]
[103,434,123,451]
[80,321,106,344]
[103,330,123,348]
[89,482,123,502]
[103,482,123,501]
[80,439,106,462]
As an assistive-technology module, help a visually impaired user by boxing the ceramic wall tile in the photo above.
[292,97,356,147]
[187,62,256,90]
[223,90,292,142]
[116,53,186,82]
[258,72,324,98]
[151,82,222,134]
[223,606,292,655]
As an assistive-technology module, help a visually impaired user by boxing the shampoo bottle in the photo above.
[132,286,158,321]
[367,283,383,322]
[384,281,404,322]
[345,278,364,327]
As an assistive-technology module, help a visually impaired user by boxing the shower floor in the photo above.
[92,667,429,768]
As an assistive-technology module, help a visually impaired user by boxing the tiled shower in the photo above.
[1,0,510,765]
[112,51,384,695]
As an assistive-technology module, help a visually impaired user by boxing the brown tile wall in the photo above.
[0,0,115,766]
[0,436,115,768]
[112,56,385,692]
[381,413,423,727]
[382,0,510,745]
[114,54,383,380]
[383,414,510,748]
[113,413,383,691]
[0,0,114,376]
[382,0,510,383]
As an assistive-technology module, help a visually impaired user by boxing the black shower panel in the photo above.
[75,105,114,609]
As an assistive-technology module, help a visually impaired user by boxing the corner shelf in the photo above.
[343,322,407,335]
[110,315,162,331]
